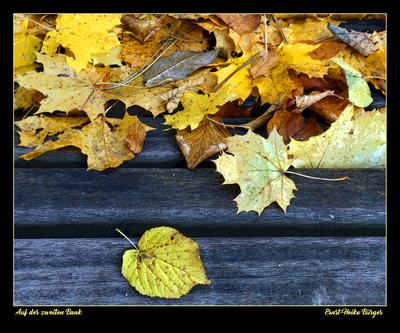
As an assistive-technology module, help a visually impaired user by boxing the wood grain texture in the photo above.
[14,168,385,237]
[14,237,385,305]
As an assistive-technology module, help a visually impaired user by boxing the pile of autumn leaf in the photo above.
[14,13,386,216]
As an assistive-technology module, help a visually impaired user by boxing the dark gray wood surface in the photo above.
[14,237,385,305]
[14,168,385,238]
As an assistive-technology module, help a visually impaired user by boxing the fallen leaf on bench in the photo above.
[214,128,297,214]
[120,226,210,299]
[289,105,386,168]
[19,112,153,171]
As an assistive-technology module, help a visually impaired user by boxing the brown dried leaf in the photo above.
[125,121,149,154]
[216,14,261,34]
[328,23,378,57]
[267,110,323,144]
[176,117,231,169]
[308,41,347,59]
[250,50,279,78]
[215,101,254,118]
[308,96,348,122]
[14,87,45,110]
[121,14,163,43]
[295,90,336,112]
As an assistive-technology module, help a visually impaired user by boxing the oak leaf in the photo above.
[214,128,297,214]
[121,19,208,68]
[289,105,386,168]
[121,226,210,299]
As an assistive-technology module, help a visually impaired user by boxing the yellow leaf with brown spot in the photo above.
[42,14,122,72]
[19,113,153,171]
[121,226,210,299]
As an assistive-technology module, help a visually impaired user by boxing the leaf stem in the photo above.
[206,116,251,130]
[284,170,350,181]
[271,14,287,44]
[115,228,138,250]
[263,14,268,56]
[212,51,262,93]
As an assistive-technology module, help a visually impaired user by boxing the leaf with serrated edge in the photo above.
[122,226,210,299]
[20,113,152,171]
[214,128,297,215]
[289,105,386,168]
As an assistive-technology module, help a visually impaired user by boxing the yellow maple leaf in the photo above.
[253,42,332,105]
[214,128,297,214]
[289,105,386,168]
[14,19,42,69]
[42,14,122,72]
[15,114,88,147]
[120,226,210,299]
[164,53,255,130]
[16,53,177,120]
[285,17,342,43]
[19,113,153,171]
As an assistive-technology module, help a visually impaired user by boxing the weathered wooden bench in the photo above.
[14,20,386,306]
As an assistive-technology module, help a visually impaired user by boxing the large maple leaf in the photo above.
[214,128,297,215]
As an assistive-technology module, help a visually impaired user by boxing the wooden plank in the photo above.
[14,237,385,305]
[14,168,385,237]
